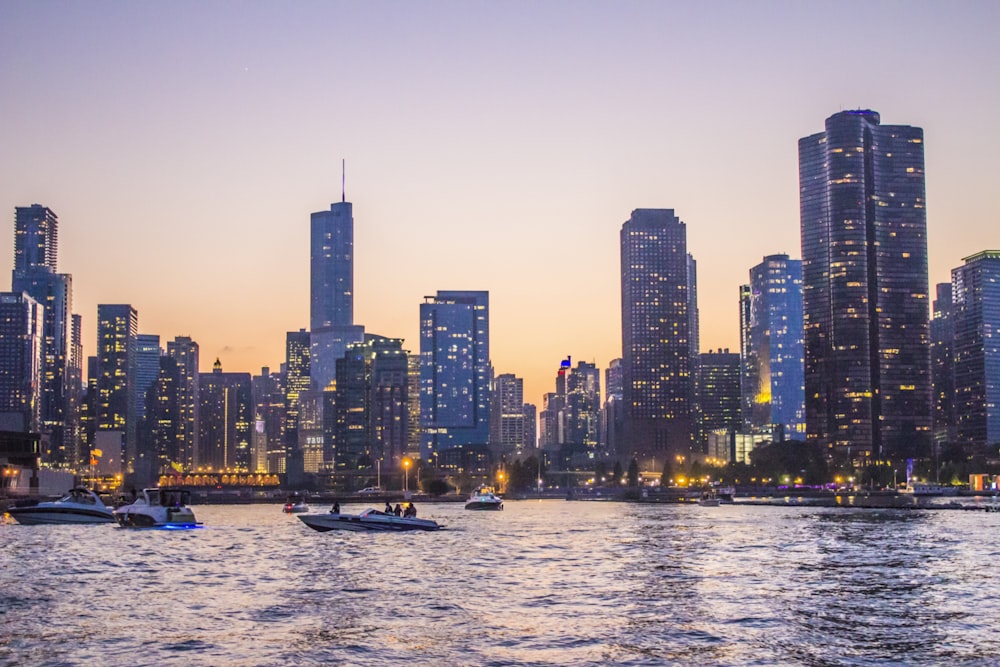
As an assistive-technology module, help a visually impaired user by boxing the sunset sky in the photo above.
[1,1,998,406]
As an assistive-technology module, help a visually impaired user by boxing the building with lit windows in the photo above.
[199,359,252,472]
[327,334,410,472]
[620,209,695,466]
[491,373,527,460]
[96,304,138,474]
[931,283,956,446]
[799,110,931,459]
[165,336,199,469]
[951,251,1000,453]
[419,291,491,469]
[12,204,75,467]
[310,198,364,391]
[698,349,742,447]
[739,254,805,439]
[0,292,44,434]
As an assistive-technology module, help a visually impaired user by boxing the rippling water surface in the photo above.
[2,500,999,666]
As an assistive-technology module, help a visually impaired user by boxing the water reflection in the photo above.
[1,501,999,666]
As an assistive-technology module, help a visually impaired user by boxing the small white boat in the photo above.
[113,487,200,529]
[465,487,503,510]
[901,483,958,496]
[6,487,116,525]
[298,507,441,532]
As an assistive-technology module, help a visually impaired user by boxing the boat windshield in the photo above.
[62,489,96,504]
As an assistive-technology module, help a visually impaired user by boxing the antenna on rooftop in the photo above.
[341,158,346,203]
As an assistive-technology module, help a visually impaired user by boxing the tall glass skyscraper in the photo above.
[799,110,931,459]
[419,291,491,463]
[620,209,694,465]
[0,292,44,433]
[739,254,805,439]
[166,336,200,469]
[951,251,1000,452]
[310,199,364,390]
[11,204,75,467]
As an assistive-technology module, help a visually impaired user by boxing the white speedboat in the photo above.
[6,487,116,525]
[465,487,503,510]
[298,507,440,532]
[113,487,200,529]
[901,483,958,496]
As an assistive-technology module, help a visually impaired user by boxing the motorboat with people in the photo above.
[113,487,200,529]
[282,494,309,513]
[5,487,116,525]
[465,486,503,510]
[298,506,440,532]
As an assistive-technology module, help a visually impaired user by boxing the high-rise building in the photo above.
[166,336,199,469]
[739,254,805,439]
[799,110,931,459]
[283,329,311,455]
[251,367,285,474]
[327,335,410,472]
[145,355,182,477]
[601,358,624,458]
[135,335,161,424]
[419,291,491,466]
[931,283,956,446]
[951,251,1000,453]
[96,304,138,473]
[491,373,527,459]
[11,204,75,467]
[310,198,364,391]
[698,349,742,444]
[199,359,252,471]
[0,292,44,433]
[620,209,694,466]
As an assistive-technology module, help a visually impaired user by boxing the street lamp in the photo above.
[403,458,411,493]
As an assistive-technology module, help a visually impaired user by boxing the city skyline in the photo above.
[2,2,998,405]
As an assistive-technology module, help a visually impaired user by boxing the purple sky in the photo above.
[2,1,998,405]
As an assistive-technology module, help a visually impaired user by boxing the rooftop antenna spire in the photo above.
[341,159,346,203]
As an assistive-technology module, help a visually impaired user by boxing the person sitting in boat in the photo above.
[330,502,340,514]
[393,503,402,516]
[404,502,416,518]
[384,501,393,514]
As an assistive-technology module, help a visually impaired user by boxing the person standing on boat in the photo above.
[393,503,402,516]
[385,501,393,514]
[330,502,340,514]
[404,502,416,518]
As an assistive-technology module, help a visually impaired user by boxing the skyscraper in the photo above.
[491,373,527,459]
[310,198,364,391]
[620,209,694,465]
[0,292,44,433]
[166,336,200,470]
[739,254,805,439]
[419,291,491,464]
[799,110,931,459]
[199,359,252,471]
[950,251,1000,453]
[96,304,138,472]
[697,349,742,443]
[11,204,74,467]
[930,283,956,445]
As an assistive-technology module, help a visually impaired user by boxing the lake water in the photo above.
[2,500,999,666]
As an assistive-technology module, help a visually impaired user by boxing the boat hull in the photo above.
[7,506,116,525]
[298,513,440,532]
[464,501,503,510]
[114,508,199,529]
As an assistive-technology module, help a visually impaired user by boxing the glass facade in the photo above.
[740,254,805,438]
[952,251,1000,451]
[799,110,931,458]
[419,291,491,461]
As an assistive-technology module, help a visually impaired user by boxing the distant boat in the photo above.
[900,483,958,496]
[6,487,116,525]
[465,487,503,511]
[113,487,200,528]
[283,495,309,513]
[298,507,441,532]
